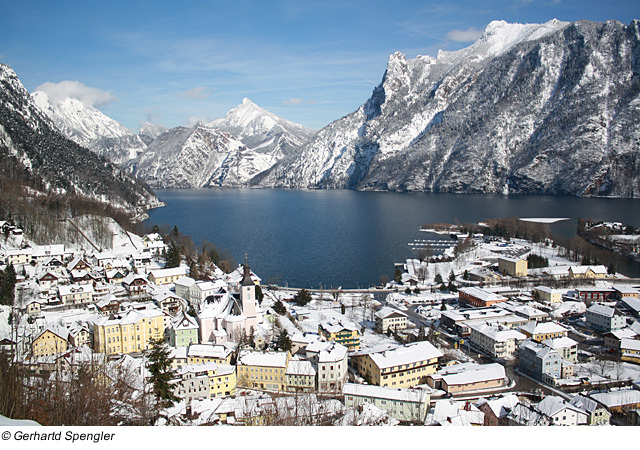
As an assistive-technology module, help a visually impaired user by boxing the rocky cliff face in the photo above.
[260,19,640,197]
[0,64,160,213]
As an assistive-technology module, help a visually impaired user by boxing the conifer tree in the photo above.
[146,337,178,414]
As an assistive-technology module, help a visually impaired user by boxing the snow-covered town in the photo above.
[2,216,640,427]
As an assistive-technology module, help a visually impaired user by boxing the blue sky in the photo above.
[1,0,638,131]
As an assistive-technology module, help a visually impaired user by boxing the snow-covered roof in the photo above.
[150,267,188,279]
[286,359,316,376]
[520,321,567,335]
[320,318,359,334]
[475,394,519,419]
[172,313,199,330]
[440,363,505,387]
[536,396,585,418]
[542,336,578,350]
[343,383,429,403]
[614,285,640,295]
[369,341,443,369]
[187,344,233,359]
[58,284,94,296]
[459,286,506,302]
[621,338,640,352]
[237,350,289,368]
[375,306,408,320]
[174,276,196,287]
[589,389,640,408]
[470,323,527,342]
[93,307,163,326]
[587,303,617,318]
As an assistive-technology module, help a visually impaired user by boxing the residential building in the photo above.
[189,280,222,307]
[285,359,316,393]
[475,394,520,426]
[186,343,234,365]
[343,383,430,423]
[441,307,527,337]
[427,363,507,395]
[148,267,188,286]
[122,273,149,295]
[536,396,588,426]
[93,307,165,355]
[5,248,32,265]
[534,286,562,304]
[305,341,348,393]
[175,362,237,401]
[469,323,527,358]
[569,394,611,425]
[174,276,196,302]
[236,350,290,391]
[351,341,442,388]
[542,336,578,363]
[58,284,94,306]
[520,321,568,342]
[588,389,640,415]
[375,307,409,333]
[518,339,562,382]
[31,324,69,358]
[614,285,640,300]
[620,338,640,364]
[498,256,527,277]
[458,287,507,308]
[318,319,360,351]
[208,364,237,398]
[170,312,199,347]
[569,265,608,279]
[585,304,626,333]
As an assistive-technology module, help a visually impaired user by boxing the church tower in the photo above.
[240,256,257,326]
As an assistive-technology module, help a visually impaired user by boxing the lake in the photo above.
[147,189,640,288]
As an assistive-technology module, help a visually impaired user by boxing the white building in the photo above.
[375,307,409,333]
[305,340,348,393]
[469,323,527,358]
[585,304,626,333]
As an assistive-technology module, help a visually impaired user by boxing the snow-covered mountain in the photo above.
[138,122,168,145]
[209,98,315,158]
[0,64,160,213]
[259,19,640,197]
[31,90,147,165]
[128,122,280,188]
[129,99,315,188]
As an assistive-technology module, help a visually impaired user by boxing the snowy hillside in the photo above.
[260,19,640,197]
[32,91,147,165]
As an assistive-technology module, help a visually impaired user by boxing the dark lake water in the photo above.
[147,189,640,288]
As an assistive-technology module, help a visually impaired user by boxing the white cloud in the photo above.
[283,98,316,106]
[180,86,211,99]
[35,80,116,108]
[446,27,484,43]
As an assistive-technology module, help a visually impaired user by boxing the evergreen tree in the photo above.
[276,329,292,352]
[272,300,287,315]
[449,270,456,282]
[165,240,181,268]
[0,265,16,306]
[440,299,447,311]
[255,284,264,304]
[189,260,200,280]
[434,273,443,285]
[146,337,178,414]
[394,267,403,283]
[293,289,312,306]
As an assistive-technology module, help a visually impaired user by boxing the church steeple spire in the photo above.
[241,254,253,287]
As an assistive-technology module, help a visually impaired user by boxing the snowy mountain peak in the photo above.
[31,88,147,164]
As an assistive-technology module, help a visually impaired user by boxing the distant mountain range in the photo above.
[8,18,640,198]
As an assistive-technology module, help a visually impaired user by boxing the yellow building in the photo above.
[236,350,290,391]
[209,364,237,398]
[32,325,69,358]
[318,320,360,351]
[94,307,164,355]
[352,341,442,388]
[498,257,528,277]
[148,267,188,286]
[187,343,234,365]
[519,321,568,342]
[534,286,562,303]
[569,265,608,278]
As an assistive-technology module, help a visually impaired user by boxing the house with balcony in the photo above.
[518,339,562,383]
[343,383,430,423]
[520,321,568,342]
[469,323,527,358]
[318,319,360,351]
[375,307,409,333]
